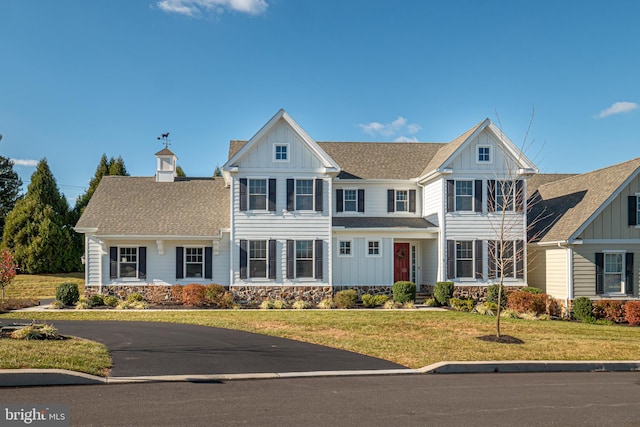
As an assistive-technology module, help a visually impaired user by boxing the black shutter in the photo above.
[176,246,184,279]
[515,240,524,279]
[239,240,248,279]
[488,240,496,279]
[109,247,118,279]
[138,247,147,280]
[626,253,634,295]
[336,189,344,212]
[239,178,247,212]
[447,240,455,279]
[409,189,416,213]
[286,179,295,211]
[315,240,323,279]
[268,179,276,212]
[474,180,483,213]
[446,180,454,213]
[487,180,496,212]
[387,190,395,213]
[474,240,483,279]
[515,180,524,212]
[357,189,365,213]
[629,196,638,226]
[286,240,294,279]
[595,252,604,295]
[205,247,213,279]
[268,240,276,280]
[315,179,323,212]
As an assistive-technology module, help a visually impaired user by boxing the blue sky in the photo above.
[1,0,639,203]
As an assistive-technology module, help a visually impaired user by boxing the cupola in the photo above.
[155,147,177,182]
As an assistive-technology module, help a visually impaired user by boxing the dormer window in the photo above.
[477,146,491,163]
[274,144,289,162]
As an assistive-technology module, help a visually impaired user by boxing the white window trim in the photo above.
[636,194,640,227]
[494,180,516,212]
[119,246,138,280]
[273,143,290,163]
[295,239,315,279]
[247,177,269,212]
[295,178,315,212]
[248,240,268,279]
[338,239,353,257]
[454,180,474,212]
[603,251,626,295]
[455,240,474,279]
[342,188,358,212]
[184,246,205,279]
[395,189,409,212]
[366,239,382,258]
[476,145,493,164]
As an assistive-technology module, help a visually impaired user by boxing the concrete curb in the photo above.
[3,361,640,387]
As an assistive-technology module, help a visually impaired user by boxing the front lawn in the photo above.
[2,310,639,370]
[2,273,84,300]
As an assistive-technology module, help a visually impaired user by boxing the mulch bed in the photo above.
[476,334,524,344]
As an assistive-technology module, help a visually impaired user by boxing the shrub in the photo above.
[75,298,91,309]
[334,289,358,309]
[90,294,104,307]
[292,300,311,310]
[182,284,207,307]
[170,285,183,304]
[393,281,416,304]
[499,308,521,319]
[316,298,334,309]
[402,301,416,309]
[116,300,147,310]
[624,301,640,326]
[520,286,542,294]
[55,282,80,306]
[103,295,119,307]
[593,300,626,323]
[272,300,289,310]
[259,299,274,309]
[475,302,498,316]
[205,284,233,308]
[433,282,454,306]
[127,292,144,303]
[449,298,474,312]
[384,300,403,309]
[49,300,65,309]
[10,323,59,340]
[424,298,437,307]
[507,291,547,315]
[486,284,509,307]
[362,294,389,308]
[572,297,594,322]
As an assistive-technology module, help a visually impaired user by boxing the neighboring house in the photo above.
[76,109,538,303]
[527,158,640,308]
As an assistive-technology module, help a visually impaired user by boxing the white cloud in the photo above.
[595,101,638,119]
[359,116,421,140]
[394,136,419,143]
[156,0,268,17]
[10,159,39,167]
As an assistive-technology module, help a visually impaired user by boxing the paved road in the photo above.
[1,372,639,426]
[1,319,404,376]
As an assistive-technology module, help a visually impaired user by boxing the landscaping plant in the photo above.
[0,249,17,303]
[55,282,80,306]
[393,281,416,304]
[334,289,358,309]
[433,281,454,306]
[572,297,594,322]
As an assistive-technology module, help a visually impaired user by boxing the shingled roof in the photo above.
[333,217,436,229]
[75,176,229,237]
[529,158,640,243]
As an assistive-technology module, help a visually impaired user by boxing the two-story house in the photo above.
[75,109,537,304]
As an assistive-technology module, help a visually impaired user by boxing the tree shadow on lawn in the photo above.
[476,335,524,344]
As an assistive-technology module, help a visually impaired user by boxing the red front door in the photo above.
[394,243,410,282]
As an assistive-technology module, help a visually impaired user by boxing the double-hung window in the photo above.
[455,181,473,211]
[604,253,624,294]
[455,241,473,278]
[296,180,314,211]
[249,179,267,210]
[185,247,204,278]
[395,190,408,212]
[296,240,314,278]
[249,241,267,278]
[496,181,515,211]
[119,247,137,278]
[343,190,357,212]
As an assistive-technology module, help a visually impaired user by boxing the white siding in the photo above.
[545,248,568,300]
[422,178,442,226]
[86,236,103,285]
[332,236,393,285]
[447,129,516,173]
[445,213,525,240]
[332,181,422,217]
[420,238,438,286]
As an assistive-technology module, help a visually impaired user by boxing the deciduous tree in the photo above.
[0,156,23,240]
[0,249,17,302]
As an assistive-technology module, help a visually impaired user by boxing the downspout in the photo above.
[567,245,574,317]
[327,175,333,288]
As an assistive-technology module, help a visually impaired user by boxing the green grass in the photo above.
[2,273,84,300]
[2,310,639,370]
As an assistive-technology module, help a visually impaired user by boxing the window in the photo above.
[274,144,288,161]
[367,240,381,257]
[119,247,137,278]
[495,180,515,211]
[343,190,357,212]
[456,241,473,278]
[249,241,267,278]
[296,180,314,210]
[604,253,624,294]
[296,240,314,278]
[338,240,352,256]
[396,190,408,212]
[160,157,173,171]
[411,245,416,283]
[249,179,267,210]
[185,247,204,278]
[455,181,473,211]
[477,146,491,163]
[637,197,640,224]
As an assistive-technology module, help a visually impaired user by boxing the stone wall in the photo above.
[230,285,333,306]
[85,285,178,304]
[333,286,393,298]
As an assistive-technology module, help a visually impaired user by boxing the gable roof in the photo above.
[223,109,340,172]
[75,176,229,237]
[333,217,436,229]
[530,158,640,243]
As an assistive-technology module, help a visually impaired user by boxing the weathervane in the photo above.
[157,132,171,149]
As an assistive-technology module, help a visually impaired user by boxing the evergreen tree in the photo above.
[176,165,186,177]
[73,154,129,219]
[0,156,22,240]
[1,159,79,273]
[108,156,128,176]
[213,165,222,177]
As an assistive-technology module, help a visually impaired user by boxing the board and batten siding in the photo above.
[422,178,442,226]
[420,238,438,285]
[543,248,568,300]
[447,129,517,173]
[572,244,639,298]
[234,120,325,170]
[332,182,422,217]
[100,238,230,286]
[332,237,393,286]
[580,174,640,240]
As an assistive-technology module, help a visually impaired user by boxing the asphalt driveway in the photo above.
[1,319,405,377]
